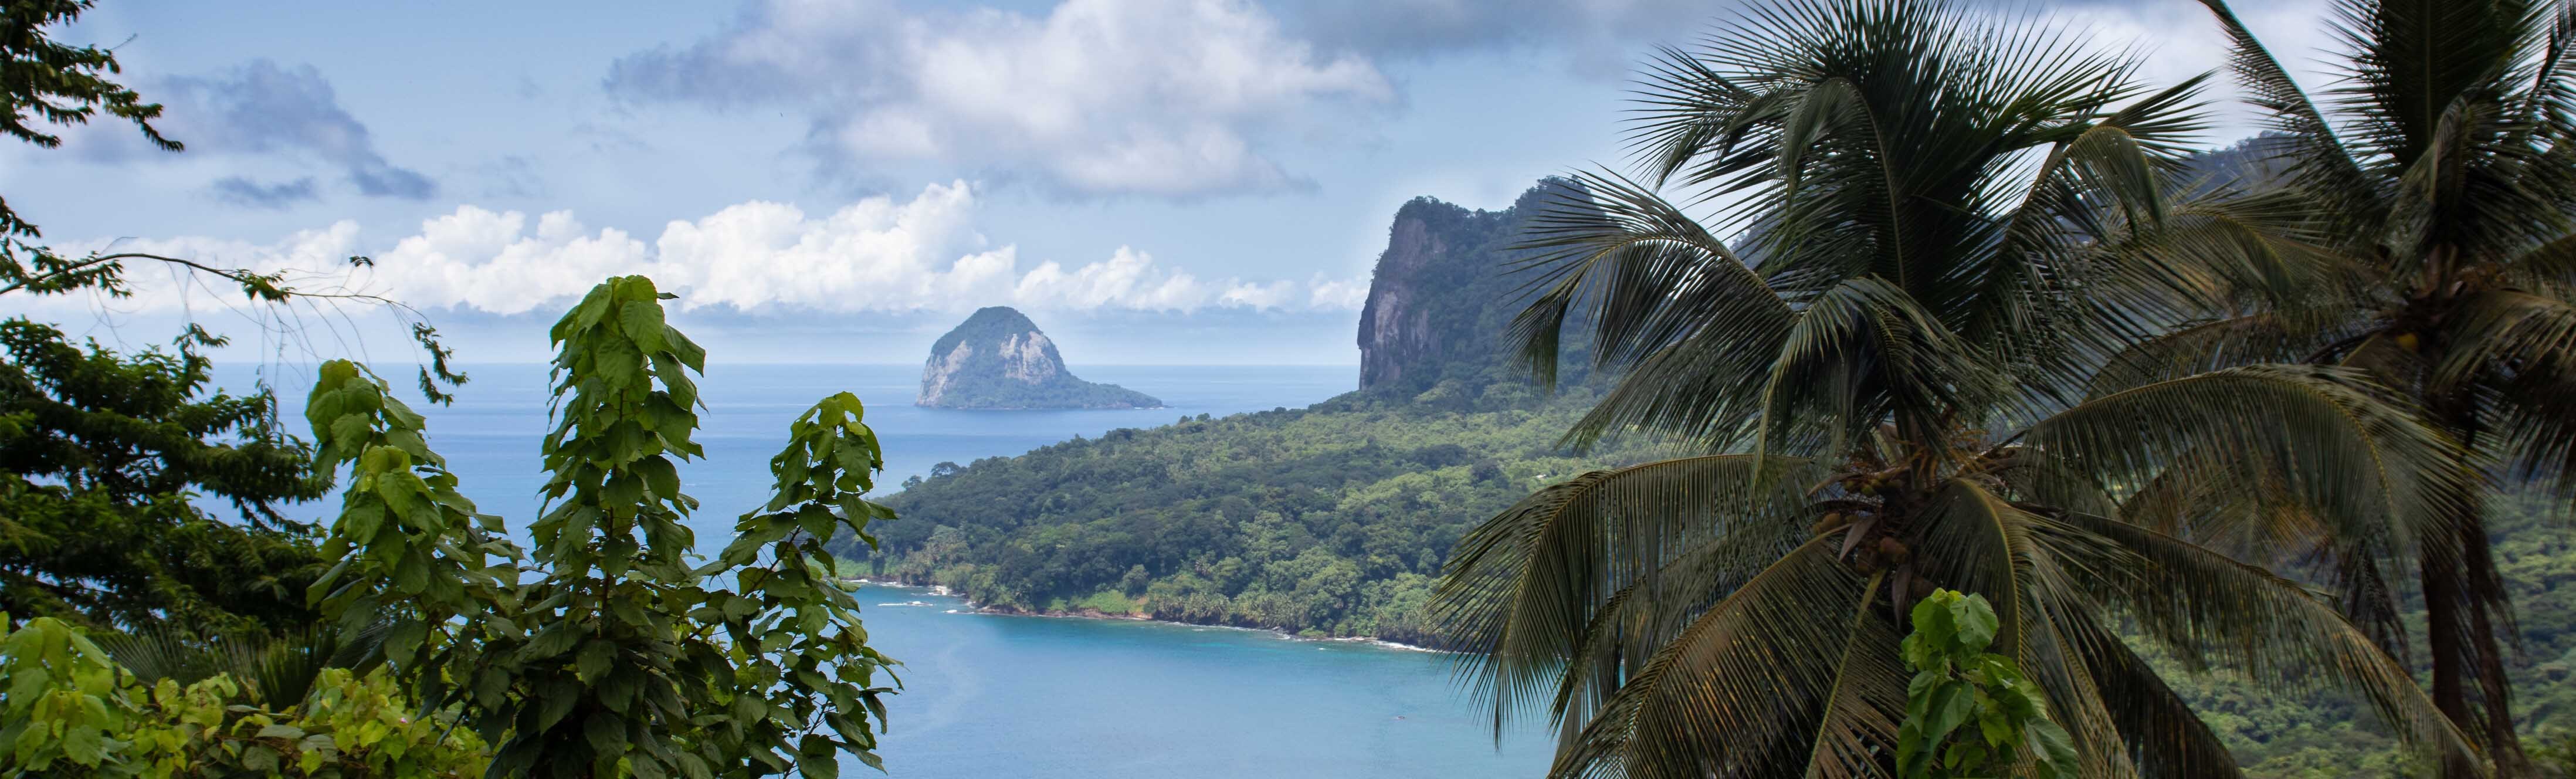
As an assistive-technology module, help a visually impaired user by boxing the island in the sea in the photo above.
[916,306,1163,410]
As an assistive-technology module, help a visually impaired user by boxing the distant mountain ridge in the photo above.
[917,307,1163,409]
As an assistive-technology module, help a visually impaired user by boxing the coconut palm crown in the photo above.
[2170,0,2576,773]
[1431,1,2489,776]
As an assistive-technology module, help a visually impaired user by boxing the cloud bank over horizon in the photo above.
[28,181,1368,321]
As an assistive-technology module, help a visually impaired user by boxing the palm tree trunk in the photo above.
[2466,518,2534,777]
[2422,541,2483,779]
[2425,393,2532,778]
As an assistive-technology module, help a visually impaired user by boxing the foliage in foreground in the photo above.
[304,276,899,778]
[1896,590,2077,779]
[0,614,487,777]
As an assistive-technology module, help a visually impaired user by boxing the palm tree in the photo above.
[2165,1,2576,773]
[1430,1,2488,775]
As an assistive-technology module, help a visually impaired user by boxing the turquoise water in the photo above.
[217,362,1554,777]
[857,585,1553,778]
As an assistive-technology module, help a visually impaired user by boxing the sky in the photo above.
[0,0,2337,368]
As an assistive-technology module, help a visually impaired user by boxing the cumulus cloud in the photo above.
[79,60,438,201]
[49,181,1365,317]
[605,0,1394,197]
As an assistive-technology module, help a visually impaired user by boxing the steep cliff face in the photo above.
[917,307,1162,409]
[1355,178,1593,398]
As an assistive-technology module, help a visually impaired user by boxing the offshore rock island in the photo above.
[916,306,1164,410]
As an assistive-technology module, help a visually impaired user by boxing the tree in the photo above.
[305,276,899,778]
[2162,1,2576,773]
[1431,1,2483,775]
[0,320,330,635]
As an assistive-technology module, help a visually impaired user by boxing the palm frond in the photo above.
[1507,170,1791,394]
[2441,289,2576,492]
[2192,0,2388,229]
[2040,513,2485,768]
[2435,289,2576,387]
[94,619,387,707]
[2491,355,2576,492]
[2023,364,2475,558]
[1548,536,1883,779]
[2085,313,2314,397]
[2499,232,2576,293]
[1748,275,1997,456]
[2326,0,2540,171]
[1906,479,2039,656]
[1628,45,1780,191]
[1434,455,1825,735]
[2035,586,2250,778]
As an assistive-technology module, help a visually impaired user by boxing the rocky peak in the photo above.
[1355,178,1594,397]
[917,307,1162,410]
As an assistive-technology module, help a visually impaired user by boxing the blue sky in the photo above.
[0,0,2330,367]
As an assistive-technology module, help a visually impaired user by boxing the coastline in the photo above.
[848,577,1448,654]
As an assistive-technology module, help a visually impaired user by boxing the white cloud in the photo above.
[1307,273,1371,310]
[605,0,1394,197]
[25,181,1366,319]
[1219,278,1300,309]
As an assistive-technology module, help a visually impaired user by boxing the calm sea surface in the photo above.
[215,362,1554,778]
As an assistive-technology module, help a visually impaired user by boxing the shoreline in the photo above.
[848,578,1448,654]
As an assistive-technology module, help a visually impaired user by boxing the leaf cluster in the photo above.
[1895,590,2077,779]
[0,614,488,777]
[305,276,900,778]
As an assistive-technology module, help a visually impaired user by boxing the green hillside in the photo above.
[835,384,1649,645]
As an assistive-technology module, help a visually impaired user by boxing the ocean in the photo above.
[215,361,1556,778]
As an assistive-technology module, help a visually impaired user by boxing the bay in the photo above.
[856,585,1553,778]
[215,361,1553,777]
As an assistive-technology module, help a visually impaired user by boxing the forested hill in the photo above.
[835,388,1646,644]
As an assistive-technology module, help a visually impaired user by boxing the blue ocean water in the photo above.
[215,361,1555,778]
[228,363,1355,530]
